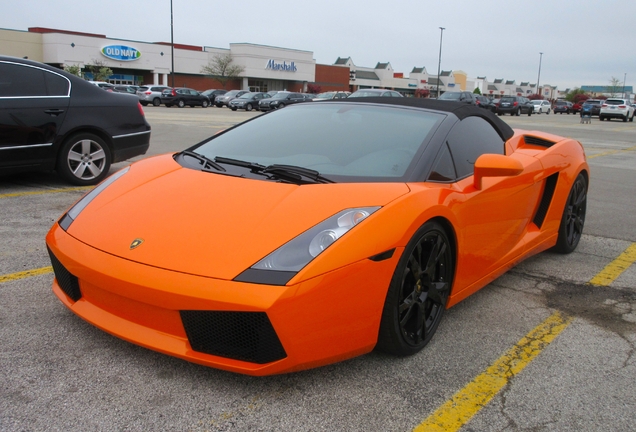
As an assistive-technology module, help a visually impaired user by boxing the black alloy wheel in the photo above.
[376,221,454,356]
[553,173,587,254]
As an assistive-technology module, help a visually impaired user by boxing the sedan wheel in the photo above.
[202,100,209,108]
[246,103,253,111]
[57,133,111,186]
[376,221,454,356]
[553,173,587,254]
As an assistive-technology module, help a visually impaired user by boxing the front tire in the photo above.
[177,100,185,108]
[152,98,161,107]
[57,133,111,186]
[553,173,587,254]
[376,221,454,356]
[246,103,253,111]
[202,100,209,108]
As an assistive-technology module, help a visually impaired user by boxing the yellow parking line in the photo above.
[0,186,91,199]
[589,243,636,286]
[414,242,636,431]
[414,311,572,432]
[0,266,53,284]
[587,145,636,159]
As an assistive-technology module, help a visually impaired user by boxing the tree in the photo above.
[565,88,587,102]
[606,77,622,97]
[415,88,430,98]
[307,83,322,94]
[472,87,482,95]
[85,60,112,82]
[64,64,82,77]
[527,93,543,100]
[201,53,245,89]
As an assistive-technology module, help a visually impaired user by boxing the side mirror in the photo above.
[473,154,523,190]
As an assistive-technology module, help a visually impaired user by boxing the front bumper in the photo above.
[46,223,399,375]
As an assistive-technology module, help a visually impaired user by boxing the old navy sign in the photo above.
[101,45,141,62]
[266,59,297,72]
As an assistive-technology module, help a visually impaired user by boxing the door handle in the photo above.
[44,109,65,116]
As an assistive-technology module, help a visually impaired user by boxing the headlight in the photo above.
[271,101,279,105]
[234,207,380,285]
[58,166,130,231]
[242,207,379,279]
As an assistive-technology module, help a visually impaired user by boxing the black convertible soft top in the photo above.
[339,96,515,141]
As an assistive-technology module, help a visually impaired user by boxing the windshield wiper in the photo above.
[181,151,226,172]
[262,164,334,184]
[214,156,266,171]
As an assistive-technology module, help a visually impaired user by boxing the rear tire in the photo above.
[57,133,111,186]
[553,173,587,254]
[177,100,185,108]
[376,221,454,356]
[152,98,161,107]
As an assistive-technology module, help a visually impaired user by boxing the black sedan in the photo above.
[161,88,211,108]
[201,89,227,105]
[0,56,151,185]
[258,91,310,111]
[228,92,269,111]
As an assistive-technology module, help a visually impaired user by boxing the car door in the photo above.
[432,116,543,292]
[0,61,71,171]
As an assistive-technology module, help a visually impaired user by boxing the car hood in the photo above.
[66,154,410,280]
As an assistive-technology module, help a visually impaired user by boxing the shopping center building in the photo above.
[1,27,566,98]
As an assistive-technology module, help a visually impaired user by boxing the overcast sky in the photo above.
[3,0,634,91]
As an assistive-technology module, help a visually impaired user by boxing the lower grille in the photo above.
[180,311,287,364]
[47,247,81,302]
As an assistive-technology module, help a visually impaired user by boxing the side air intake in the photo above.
[533,173,559,228]
[524,135,556,148]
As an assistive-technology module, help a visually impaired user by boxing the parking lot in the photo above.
[1,106,635,431]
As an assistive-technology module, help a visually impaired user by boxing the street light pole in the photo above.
[170,0,175,88]
[536,52,543,97]
[436,27,445,99]
[622,73,626,98]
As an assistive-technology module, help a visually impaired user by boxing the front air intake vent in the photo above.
[47,247,81,302]
[180,311,287,364]
[524,135,556,148]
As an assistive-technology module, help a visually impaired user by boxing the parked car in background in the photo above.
[474,95,494,110]
[258,91,310,111]
[229,92,268,111]
[89,81,115,91]
[137,85,171,106]
[580,99,603,117]
[161,88,210,108]
[599,98,635,122]
[490,98,501,113]
[496,96,534,116]
[531,100,551,114]
[553,100,573,114]
[313,91,350,101]
[349,89,403,97]
[201,89,227,105]
[112,85,138,95]
[0,55,151,185]
[438,91,477,105]
[571,101,583,114]
[215,90,250,107]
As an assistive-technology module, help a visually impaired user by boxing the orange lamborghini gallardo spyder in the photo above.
[46,98,589,375]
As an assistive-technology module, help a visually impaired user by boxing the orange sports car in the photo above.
[46,98,589,375]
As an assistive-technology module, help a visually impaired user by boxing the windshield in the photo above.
[350,90,385,97]
[271,93,290,100]
[238,93,255,99]
[531,100,542,105]
[315,92,335,99]
[439,92,461,100]
[193,103,443,181]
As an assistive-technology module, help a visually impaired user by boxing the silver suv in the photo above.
[137,85,172,106]
[599,98,635,122]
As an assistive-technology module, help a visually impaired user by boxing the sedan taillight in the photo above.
[513,102,519,106]
[137,102,145,117]
[602,104,608,107]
